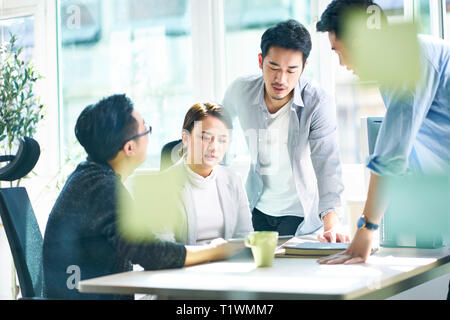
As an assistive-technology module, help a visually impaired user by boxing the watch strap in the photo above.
[358,215,379,231]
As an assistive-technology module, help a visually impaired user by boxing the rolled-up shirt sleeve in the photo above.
[308,93,344,217]
[367,56,440,176]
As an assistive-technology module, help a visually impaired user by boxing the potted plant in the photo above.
[0,33,45,188]
[0,33,45,300]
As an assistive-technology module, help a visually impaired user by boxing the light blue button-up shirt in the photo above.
[222,75,344,235]
[368,35,450,175]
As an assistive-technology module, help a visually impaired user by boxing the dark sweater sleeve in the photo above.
[88,174,186,270]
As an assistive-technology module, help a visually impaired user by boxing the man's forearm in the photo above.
[323,211,339,231]
[363,172,388,225]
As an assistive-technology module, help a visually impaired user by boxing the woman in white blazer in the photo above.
[157,103,253,245]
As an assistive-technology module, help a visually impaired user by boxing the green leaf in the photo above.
[0,32,45,151]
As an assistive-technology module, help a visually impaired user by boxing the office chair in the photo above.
[0,137,44,299]
[0,137,40,182]
[160,139,183,171]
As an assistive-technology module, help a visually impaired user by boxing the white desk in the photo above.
[78,246,450,300]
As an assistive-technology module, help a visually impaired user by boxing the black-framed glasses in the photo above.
[120,124,152,150]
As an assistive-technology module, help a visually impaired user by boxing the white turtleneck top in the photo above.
[183,162,225,245]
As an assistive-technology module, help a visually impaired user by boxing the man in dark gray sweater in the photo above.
[43,94,241,300]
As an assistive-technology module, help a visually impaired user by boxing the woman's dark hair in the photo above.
[75,94,138,163]
[261,19,312,65]
[316,0,388,39]
[182,102,233,134]
[180,103,233,157]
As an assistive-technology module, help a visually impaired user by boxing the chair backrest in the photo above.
[0,137,40,182]
[160,139,183,171]
[0,188,43,298]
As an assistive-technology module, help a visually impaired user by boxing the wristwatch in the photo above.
[357,215,379,231]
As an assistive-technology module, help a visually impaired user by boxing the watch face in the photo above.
[357,217,365,228]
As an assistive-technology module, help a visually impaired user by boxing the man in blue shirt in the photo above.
[223,20,348,241]
[316,0,450,265]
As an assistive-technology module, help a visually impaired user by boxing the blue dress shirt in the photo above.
[368,35,450,175]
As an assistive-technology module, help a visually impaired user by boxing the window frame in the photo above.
[0,0,60,300]
[1,0,61,174]
[447,0,450,40]
[191,0,334,103]
[190,0,226,103]
[410,0,447,38]
[2,1,443,172]
[427,0,446,38]
[1,0,60,222]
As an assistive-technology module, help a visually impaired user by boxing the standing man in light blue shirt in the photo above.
[316,0,450,265]
[223,20,348,241]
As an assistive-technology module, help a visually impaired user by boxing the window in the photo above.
[222,0,406,165]
[0,15,36,166]
[0,1,52,300]
[446,0,450,40]
[0,0,60,231]
[0,15,34,61]
[414,0,432,35]
[59,0,192,168]
[224,0,317,84]
[377,0,406,22]
[332,0,405,164]
[411,0,448,40]
[223,0,318,161]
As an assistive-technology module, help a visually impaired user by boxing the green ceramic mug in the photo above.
[244,231,279,267]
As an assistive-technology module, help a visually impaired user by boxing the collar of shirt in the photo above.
[268,98,293,120]
[252,76,306,113]
[183,159,217,189]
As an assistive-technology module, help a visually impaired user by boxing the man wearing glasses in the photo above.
[43,94,242,300]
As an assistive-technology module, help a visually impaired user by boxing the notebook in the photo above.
[283,242,349,256]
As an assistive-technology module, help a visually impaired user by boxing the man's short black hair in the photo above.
[261,19,312,65]
[75,94,138,164]
[316,0,387,39]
